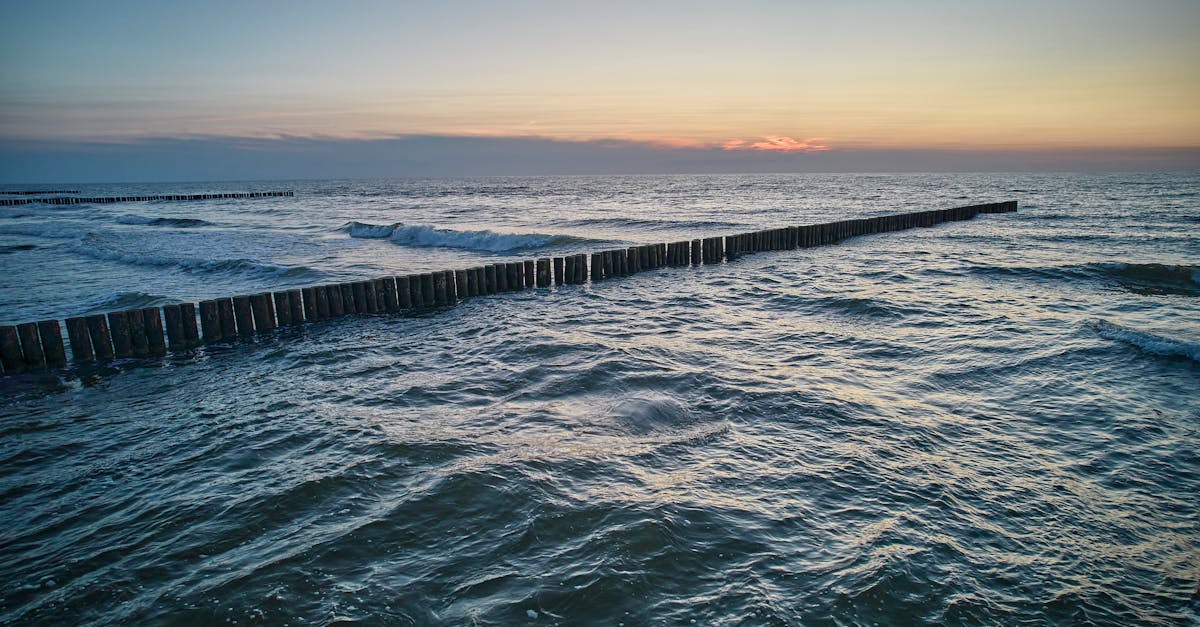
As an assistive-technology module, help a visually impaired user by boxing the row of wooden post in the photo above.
[0,191,293,207]
[0,190,81,195]
[0,201,1016,375]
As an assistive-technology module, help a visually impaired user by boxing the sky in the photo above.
[1,0,1198,181]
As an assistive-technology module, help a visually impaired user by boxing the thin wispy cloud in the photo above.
[723,136,830,153]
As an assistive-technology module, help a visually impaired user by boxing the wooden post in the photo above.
[233,296,255,335]
[0,326,21,372]
[286,290,303,323]
[65,317,93,363]
[142,308,166,355]
[381,278,400,313]
[328,284,345,315]
[482,265,496,294]
[454,271,468,300]
[463,269,477,298]
[433,271,449,305]
[411,274,428,307]
[252,293,275,331]
[214,299,236,340]
[339,283,357,314]
[523,260,535,287]
[108,312,133,357]
[36,320,66,367]
[554,257,565,285]
[274,292,293,326]
[302,288,318,320]
[318,285,336,318]
[406,277,422,308]
[86,315,115,360]
[444,270,458,302]
[513,261,525,289]
[591,252,604,280]
[422,273,436,305]
[396,276,413,308]
[16,322,45,369]
[506,262,520,290]
[575,254,587,283]
[165,304,187,349]
[562,255,575,285]
[537,258,551,287]
[366,280,382,312]
[199,300,220,342]
[352,282,369,313]
[124,309,147,357]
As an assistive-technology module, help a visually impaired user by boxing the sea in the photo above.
[1,173,1197,625]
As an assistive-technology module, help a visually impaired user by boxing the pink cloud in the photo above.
[723,136,829,153]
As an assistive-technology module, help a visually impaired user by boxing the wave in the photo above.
[1096,262,1198,294]
[71,235,319,278]
[972,262,1198,296]
[341,221,401,238]
[1090,320,1199,363]
[0,244,37,254]
[0,224,83,240]
[85,291,174,313]
[341,221,598,252]
[391,224,584,252]
[116,214,214,228]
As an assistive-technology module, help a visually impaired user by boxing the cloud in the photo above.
[723,136,829,153]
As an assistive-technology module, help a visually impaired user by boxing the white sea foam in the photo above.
[389,224,565,252]
[1092,319,1200,363]
[342,221,583,252]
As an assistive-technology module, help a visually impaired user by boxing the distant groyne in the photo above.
[0,191,293,207]
[0,201,1016,376]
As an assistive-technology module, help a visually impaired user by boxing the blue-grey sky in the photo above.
[2,0,1198,181]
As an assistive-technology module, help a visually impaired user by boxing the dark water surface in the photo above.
[2,173,1198,624]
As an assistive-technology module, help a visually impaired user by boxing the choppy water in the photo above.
[1,173,1198,625]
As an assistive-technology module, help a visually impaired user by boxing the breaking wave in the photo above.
[341,221,599,252]
[1090,319,1200,363]
[116,215,214,228]
[341,221,400,238]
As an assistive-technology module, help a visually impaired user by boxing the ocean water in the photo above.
[1,173,1197,625]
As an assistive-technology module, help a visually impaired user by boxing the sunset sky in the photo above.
[2,0,1198,179]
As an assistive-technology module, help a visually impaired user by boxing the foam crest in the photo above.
[1091,319,1200,363]
[387,224,594,252]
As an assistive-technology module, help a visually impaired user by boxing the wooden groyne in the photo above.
[0,190,81,195]
[0,201,1016,376]
[0,191,293,207]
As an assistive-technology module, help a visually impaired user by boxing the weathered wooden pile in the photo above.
[0,201,1016,375]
